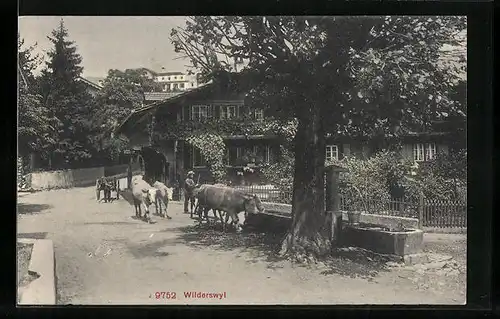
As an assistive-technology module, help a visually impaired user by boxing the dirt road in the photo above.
[17,187,465,305]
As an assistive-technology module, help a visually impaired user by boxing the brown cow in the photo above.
[194,184,265,232]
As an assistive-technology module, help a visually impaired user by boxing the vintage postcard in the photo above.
[17,15,467,305]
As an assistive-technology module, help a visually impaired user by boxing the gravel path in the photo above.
[17,187,465,305]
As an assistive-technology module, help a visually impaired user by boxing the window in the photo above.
[180,83,185,89]
[191,83,194,87]
[191,105,210,121]
[165,84,171,91]
[325,145,339,162]
[192,146,207,167]
[173,83,179,90]
[168,77,170,81]
[174,76,177,80]
[413,143,437,162]
[254,109,264,121]
[254,145,270,163]
[220,105,237,119]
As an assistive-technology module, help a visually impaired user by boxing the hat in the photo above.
[187,171,195,176]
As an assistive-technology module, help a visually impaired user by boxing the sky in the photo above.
[18,16,191,78]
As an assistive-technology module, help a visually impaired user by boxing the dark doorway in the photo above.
[141,147,168,185]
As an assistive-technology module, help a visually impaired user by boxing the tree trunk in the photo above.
[279,104,332,261]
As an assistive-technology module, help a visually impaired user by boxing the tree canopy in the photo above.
[87,68,163,164]
[18,35,57,160]
[171,16,467,260]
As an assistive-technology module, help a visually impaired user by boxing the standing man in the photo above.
[184,171,196,215]
[126,162,133,189]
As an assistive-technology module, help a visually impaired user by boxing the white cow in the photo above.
[152,181,173,219]
[129,176,158,222]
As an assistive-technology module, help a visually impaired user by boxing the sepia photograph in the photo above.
[17,16,467,305]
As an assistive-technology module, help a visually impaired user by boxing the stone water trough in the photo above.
[340,223,424,257]
[255,203,425,262]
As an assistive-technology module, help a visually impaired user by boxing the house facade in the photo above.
[324,132,451,164]
[115,80,279,187]
[115,78,458,187]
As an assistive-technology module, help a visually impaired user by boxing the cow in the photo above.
[128,176,158,222]
[96,177,120,202]
[192,184,226,225]
[193,184,265,232]
[152,181,173,219]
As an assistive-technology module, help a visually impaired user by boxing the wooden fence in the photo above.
[339,196,466,228]
[422,199,467,228]
[237,184,467,229]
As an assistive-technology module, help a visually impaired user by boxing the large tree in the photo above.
[88,68,161,164]
[18,34,57,165]
[38,19,96,169]
[171,16,466,260]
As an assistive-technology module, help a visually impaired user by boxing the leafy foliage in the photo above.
[170,16,466,257]
[186,133,226,183]
[333,148,467,212]
[331,151,414,211]
[416,149,467,201]
[18,35,57,160]
[261,145,294,190]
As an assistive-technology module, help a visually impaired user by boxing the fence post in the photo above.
[325,165,347,247]
[418,193,424,229]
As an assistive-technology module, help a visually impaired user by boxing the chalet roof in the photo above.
[85,76,105,86]
[144,92,182,102]
[156,71,184,76]
[77,76,103,90]
[114,81,216,136]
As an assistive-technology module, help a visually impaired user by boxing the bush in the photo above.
[330,150,414,211]
[332,148,467,211]
[261,146,294,187]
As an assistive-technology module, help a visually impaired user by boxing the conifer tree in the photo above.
[38,19,96,168]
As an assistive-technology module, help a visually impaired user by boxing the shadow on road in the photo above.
[321,247,392,281]
[17,203,53,215]
[174,223,287,263]
[174,221,393,281]
[125,239,172,258]
[82,221,138,226]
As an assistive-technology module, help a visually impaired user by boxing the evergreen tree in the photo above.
[38,19,96,169]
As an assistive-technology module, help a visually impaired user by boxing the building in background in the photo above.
[151,68,199,92]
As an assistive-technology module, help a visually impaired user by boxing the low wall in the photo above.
[260,202,420,230]
[27,167,143,191]
[28,167,104,190]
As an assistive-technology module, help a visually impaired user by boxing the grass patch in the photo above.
[17,241,39,303]
[17,242,34,286]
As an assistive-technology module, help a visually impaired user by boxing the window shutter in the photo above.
[343,144,351,158]
[214,104,220,119]
[208,104,213,118]
[186,105,191,121]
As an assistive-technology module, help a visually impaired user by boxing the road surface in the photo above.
[17,187,465,305]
